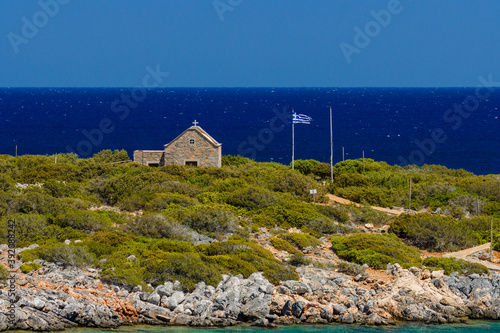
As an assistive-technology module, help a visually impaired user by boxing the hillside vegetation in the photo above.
[1,151,499,289]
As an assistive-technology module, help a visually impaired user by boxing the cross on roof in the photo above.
[192,120,199,126]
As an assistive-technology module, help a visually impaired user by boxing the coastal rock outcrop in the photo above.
[2,246,500,331]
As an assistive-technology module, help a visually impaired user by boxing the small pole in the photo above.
[15,145,17,157]
[55,153,57,164]
[342,147,345,161]
[329,106,333,182]
[313,192,316,204]
[362,151,365,173]
[292,110,295,170]
[409,177,412,210]
[491,219,494,261]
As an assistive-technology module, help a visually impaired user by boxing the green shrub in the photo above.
[268,169,327,200]
[349,204,391,226]
[270,237,300,254]
[0,173,15,192]
[334,173,372,188]
[20,262,42,273]
[196,239,298,285]
[281,232,321,249]
[0,214,48,244]
[18,163,78,183]
[226,186,278,210]
[315,205,350,224]
[485,201,500,218]
[390,213,479,252]
[28,244,95,267]
[151,238,195,253]
[0,265,9,283]
[100,254,146,290]
[182,207,238,235]
[82,231,135,258]
[222,155,252,166]
[151,180,203,196]
[310,162,332,180]
[423,257,489,275]
[124,215,193,241]
[143,252,222,290]
[53,211,113,233]
[293,159,320,176]
[92,149,129,163]
[251,203,324,228]
[305,217,343,235]
[460,216,500,244]
[288,253,313,266]
[145,193,199,211]
[40,225,88,242]
[331,233,421,269]
[19,250,38,263]
[203,255,257,278]
[336,261,366,276]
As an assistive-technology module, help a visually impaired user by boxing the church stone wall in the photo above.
[133,150,164,166]
[164,129,221,168]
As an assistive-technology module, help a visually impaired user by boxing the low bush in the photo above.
[293,159,320,176]
[288,253,313,266]
[182,207,238,235]
[20,262,42,273]
[281,232,321,250]
[196,239,299,285]
[226,186,278,210]
[143,252,222,290]
[53,210,113,233]
[349,204,392,226]
[315,205,350,224]
[100,253,147,290]
[251,203,324,228]
[336,261,366,276]
[82,231,135,258]
[41,225,88,242]
[423,257,489,275]
[145,193,199,211]
[151,238,195,254]
[221,155,252,166]
[122,214,192,241]
[269,237,300,254]
[331,233,421,269]
[0,265,8,283]
[25,244,95,268]
[390,213,479,252]
[305,217,347,235]
[203,255,257,278]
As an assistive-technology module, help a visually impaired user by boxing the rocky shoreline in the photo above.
[2,244,500,331]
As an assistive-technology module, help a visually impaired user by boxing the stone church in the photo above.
[133,121,221,167]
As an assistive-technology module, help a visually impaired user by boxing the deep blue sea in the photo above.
[0,88,499,175]
[56,321,500,333]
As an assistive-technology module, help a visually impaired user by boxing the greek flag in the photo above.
[293,113,313,124]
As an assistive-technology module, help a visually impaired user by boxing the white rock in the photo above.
[431,270,444,279]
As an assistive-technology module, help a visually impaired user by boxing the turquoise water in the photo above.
[52,322,500,333]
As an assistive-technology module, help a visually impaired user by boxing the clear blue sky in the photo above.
[1,0,499,87]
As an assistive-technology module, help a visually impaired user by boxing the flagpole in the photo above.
[330,106,333,182]
[292,109,295,170]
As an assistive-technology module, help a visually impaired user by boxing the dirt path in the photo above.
[443,243,492,259]
[325,194,403,216]
[443,243,500,271]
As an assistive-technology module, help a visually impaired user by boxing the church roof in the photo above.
[164,125,221,149]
